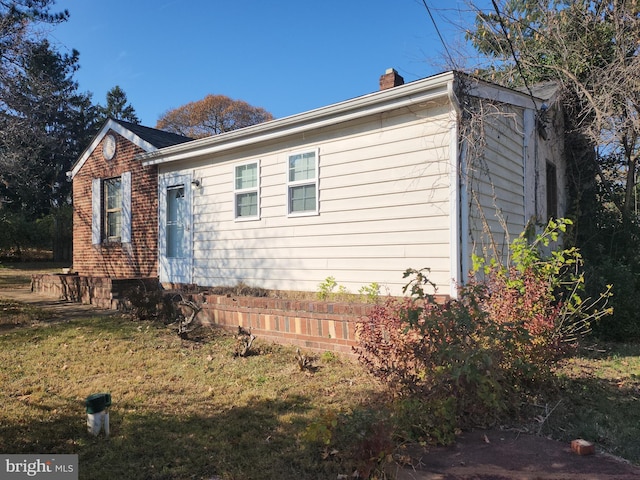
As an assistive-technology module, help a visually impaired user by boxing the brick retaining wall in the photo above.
[193,293,375,355]
[31,274,157,310]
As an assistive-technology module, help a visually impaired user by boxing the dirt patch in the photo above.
[395,429,640,480]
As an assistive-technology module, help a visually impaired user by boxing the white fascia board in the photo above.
[67,119,159,179]
[465,78,544,110]
[140,71,457,166]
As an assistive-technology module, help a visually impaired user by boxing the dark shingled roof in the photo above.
[111,118,193,148]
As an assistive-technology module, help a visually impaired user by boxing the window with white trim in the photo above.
[234,161,260,220]
[287,150,318,215]
[92,172,131,245]
[104,177,122,241]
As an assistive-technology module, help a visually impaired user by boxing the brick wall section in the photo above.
[72,130,158,278]
[194,294,375,355]
[32,273,158,309]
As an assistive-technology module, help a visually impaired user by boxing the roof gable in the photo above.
[68,118,192,179]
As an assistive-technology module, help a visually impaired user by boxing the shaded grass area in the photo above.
[0,316,386,479]
[0,299,52,330]
[543,343,640,463]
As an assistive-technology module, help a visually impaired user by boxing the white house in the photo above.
[136,70,565,298]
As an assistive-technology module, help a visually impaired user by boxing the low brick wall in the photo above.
[31,274,158,310]
[191,293,374,355]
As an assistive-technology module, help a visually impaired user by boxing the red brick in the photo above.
[571,439,595,456]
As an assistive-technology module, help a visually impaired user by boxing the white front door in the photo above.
[159,173,192,284]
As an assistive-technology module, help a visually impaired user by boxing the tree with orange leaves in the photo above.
[156,94,273,139]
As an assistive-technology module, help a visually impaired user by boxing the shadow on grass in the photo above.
[542,346,640,464]
[0,317,379,479]
[0,261,68,272]
[0,393,347,480]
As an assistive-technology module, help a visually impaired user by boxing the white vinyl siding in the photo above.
[466,105,526,262]
[170,101,454,296]
[234,161,260,220]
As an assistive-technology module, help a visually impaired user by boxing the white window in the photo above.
[234,161,260,220]
[287,150,318,216]
[92,172,131,245]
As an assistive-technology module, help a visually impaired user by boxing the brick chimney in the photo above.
[379,68,404,90]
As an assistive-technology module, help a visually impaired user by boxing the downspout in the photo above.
[448,78,465,299]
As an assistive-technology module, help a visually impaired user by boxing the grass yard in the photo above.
[545,343,640,463]
[0,263,639,479]
[0,303,394,480]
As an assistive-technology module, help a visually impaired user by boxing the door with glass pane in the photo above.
[159,173,192,284]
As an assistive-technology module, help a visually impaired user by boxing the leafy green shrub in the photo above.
[358,282,381,303]
[317,276,338,300]
[391,397,457,445]
[587,259,640,341]
[354,218,613,437]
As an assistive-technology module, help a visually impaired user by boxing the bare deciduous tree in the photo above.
[467,0,640,218]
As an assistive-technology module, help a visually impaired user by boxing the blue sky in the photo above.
[49,1,486,127]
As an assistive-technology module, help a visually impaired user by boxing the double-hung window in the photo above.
[287,150,318,216]
[104,177,122,242]
[91,172,131,245]
[234,161,260,220]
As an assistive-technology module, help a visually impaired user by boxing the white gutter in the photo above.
[139,71,457,166]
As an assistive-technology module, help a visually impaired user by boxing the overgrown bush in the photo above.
[124,281,175,322]
[354,219,612,439]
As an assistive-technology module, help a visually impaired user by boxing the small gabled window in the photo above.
[287,149,318,216]
[234,161,260,220]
